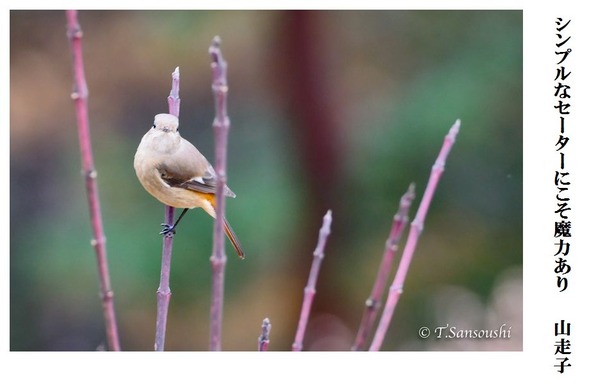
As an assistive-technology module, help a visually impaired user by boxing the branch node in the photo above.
[90,236,106,247]
[100,289,114,302]
[258,318,272,351]
[411,220,424,233]
[365,298,378,309]
[385,238,399,251]
[82,168,97,179]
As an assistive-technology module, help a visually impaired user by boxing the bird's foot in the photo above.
[160,223,176,237]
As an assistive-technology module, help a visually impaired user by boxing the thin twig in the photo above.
[352,183,416,351]
[292,209,333,351]
[65,10,120,351]
[208,36,230,351]
[168,67,181,118]
[258,318,272,351]
[154,67,180,351]
[369,120,460,351]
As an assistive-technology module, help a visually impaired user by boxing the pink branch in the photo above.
[168,67,181,118]
[258,318,272,351]
[369,120,461,351]
[154,67,180,351]
[352,183,416,351]
[208,36,230,351]
[65,10,120,351]
[292,210,333,351]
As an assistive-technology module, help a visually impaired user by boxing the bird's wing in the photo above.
[156,136,235,197]
[157,163,216,194]
[158,160,235,197]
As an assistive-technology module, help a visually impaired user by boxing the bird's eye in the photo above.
[152,124,156,128]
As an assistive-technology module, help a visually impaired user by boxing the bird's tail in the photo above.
[224,217,245,259]
[205,193,245,259]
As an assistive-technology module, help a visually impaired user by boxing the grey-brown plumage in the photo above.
[134,113,244,258]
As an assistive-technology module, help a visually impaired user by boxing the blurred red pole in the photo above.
[278,11,344,349]
[280,11,341,213]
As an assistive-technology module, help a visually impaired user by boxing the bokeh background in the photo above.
[10,10,522,351]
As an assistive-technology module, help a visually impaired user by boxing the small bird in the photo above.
[134,113,245,259]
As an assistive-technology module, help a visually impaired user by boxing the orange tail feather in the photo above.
[224,217,245,259]
[205,194,245,259]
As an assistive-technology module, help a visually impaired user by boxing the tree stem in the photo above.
[352,183,415,351]
[369,120,460,351]
[65,10,120,351]
[292,210,333,351]
[154,67,180,351]
[208,36,230,351]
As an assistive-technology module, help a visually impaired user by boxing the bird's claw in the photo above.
[159,223,176,237]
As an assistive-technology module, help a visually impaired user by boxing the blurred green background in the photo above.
[10,10,522,351]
